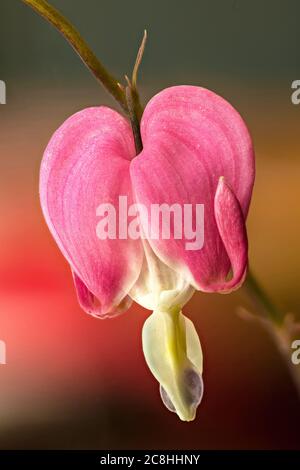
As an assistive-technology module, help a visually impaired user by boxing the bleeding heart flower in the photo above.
[40,85,255,421]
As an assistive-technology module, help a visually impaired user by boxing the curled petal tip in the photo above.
[213,177,248,292]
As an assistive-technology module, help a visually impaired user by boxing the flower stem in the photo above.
[124,31,147,154]
[131,30,147,122]
[243,269,283,325]
[21,0,128,112]
[125,86,143,154]
[241,269,300,397]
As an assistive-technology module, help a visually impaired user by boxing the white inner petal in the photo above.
[129,240,194,311]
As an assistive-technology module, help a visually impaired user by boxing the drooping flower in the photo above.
[40,85,255,421]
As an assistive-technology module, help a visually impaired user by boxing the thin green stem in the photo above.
[124,31,148,153]
[21,0,128,112]
[242,270,300,397]
[131,30,147,122]
[243,269,283,325]
[125,85,143,154]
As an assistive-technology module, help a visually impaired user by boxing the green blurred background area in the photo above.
[0,0,299,450]
[1,0,300,82]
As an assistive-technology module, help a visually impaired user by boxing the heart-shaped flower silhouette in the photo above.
[40,85,255,420]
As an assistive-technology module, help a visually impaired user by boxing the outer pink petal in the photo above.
[40,107,143,317]
[130,86,255,292]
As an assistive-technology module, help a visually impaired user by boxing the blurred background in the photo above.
[0,0,300,449]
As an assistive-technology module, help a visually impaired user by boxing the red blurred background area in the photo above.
[0,83,299,449]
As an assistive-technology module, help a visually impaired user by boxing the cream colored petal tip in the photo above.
[142,309,204,421]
